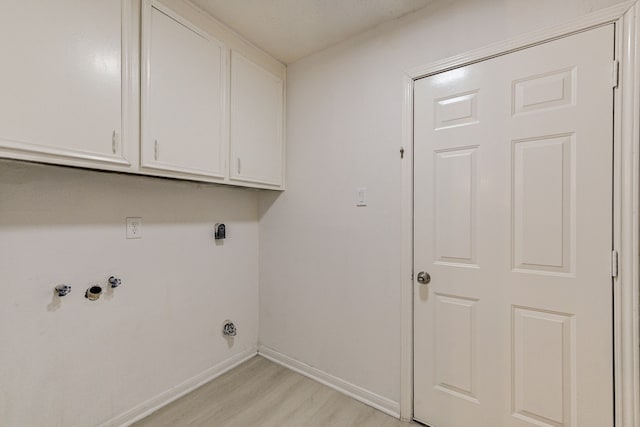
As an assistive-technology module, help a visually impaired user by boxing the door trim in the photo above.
[400,2,640,425]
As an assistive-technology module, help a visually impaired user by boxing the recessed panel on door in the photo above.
[513,68,575,115]
[435,293,478,402]
[435,91,479,130]
[512,134,574,275]
[512,306,575,427]
[434,147,478,266]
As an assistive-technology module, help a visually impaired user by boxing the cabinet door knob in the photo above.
[416,271,431,284]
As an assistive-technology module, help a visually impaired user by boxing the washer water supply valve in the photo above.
[52,276,122,302]
[85,285,103,301]
[223,320,237,337]
[55,284,71,297]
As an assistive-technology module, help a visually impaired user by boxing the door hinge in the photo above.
[611,250,619,278]
[613,60,620,89]
[411,271,414,281]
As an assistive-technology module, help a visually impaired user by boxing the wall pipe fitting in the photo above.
[108,276,121,288]
[223,320,237,337]
[85,285,103,301]
[55,284,71,297]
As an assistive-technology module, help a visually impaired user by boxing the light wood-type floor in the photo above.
[133,355,418,427]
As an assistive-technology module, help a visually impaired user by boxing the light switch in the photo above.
[356,188,367,206]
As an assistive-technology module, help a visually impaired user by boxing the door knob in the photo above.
[417,271,431,284]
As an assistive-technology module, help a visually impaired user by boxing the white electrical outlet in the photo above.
[126,217,142,239]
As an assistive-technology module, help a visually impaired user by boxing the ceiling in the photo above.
[190,0,434,64]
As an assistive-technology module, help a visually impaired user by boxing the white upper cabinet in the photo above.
[141,1,227,178]
[0,0,134,167]
[230,51,284,187]
[0,0,286,189]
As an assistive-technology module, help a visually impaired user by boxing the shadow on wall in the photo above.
[257,189,282,220]
[0,159,259,228]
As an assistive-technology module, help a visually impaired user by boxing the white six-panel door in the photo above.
[414,25,614,427]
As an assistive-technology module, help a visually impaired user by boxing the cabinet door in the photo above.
[141,1,226,178]
[230,51,284,187]
[0,0,132,166]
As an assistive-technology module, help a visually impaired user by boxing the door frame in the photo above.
[400,2,640,425]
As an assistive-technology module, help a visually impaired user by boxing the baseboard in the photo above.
[258,345,400,418]
[101,348,258,427]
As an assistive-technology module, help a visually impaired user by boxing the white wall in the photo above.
[258,0,627,409]
[0,160,259,426]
